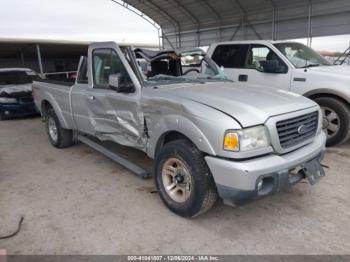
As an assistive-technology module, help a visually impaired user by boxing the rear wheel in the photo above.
[45,108,73,148]
[155,139,218,217]
[314,97,350,146]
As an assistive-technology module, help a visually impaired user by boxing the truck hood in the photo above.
[167,82,317,127]
[0,83,32,97]
[307,65,350,77]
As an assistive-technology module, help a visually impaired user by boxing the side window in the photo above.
[77,56,88,84]
[92,48,132,89]
[244,44,287,73]
[211,45,242,68]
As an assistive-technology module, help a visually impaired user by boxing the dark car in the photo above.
[0,68,40,120]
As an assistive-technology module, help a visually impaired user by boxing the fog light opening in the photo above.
[257,177,274,196]
[257,179,264,191]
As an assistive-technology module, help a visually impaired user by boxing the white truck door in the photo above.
[239,44,291,90]
[76,43,146,149]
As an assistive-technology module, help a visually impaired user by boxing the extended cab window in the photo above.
[211,45,242,68]
[244,44,287,73]
[92,48,132,89]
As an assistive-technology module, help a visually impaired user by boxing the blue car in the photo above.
[0,68,40,120]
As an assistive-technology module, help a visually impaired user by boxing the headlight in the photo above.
[0,97,17,103]
[224,126,270,152]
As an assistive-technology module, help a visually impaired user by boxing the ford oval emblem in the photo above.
[297,124,308,134]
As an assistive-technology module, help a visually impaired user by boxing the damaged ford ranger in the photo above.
[33,42,326,217]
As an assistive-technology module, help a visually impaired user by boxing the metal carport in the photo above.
[113,0,350,49]
[0,38,89,77]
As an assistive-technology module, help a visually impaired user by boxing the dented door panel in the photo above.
[85,89,146,149]
[80,42,146,150]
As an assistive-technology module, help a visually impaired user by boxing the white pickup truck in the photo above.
[207,41,350,146]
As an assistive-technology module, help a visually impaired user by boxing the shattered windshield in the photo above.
[134,49,230,85]
[274,42,331,68]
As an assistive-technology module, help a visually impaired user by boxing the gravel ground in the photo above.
[0,117,349,255]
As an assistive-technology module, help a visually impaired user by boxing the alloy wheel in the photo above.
[161,157,193,203]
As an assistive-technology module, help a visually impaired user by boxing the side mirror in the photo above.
[108,74,120,91]
[260,60,287,74]
[109,73,135,93]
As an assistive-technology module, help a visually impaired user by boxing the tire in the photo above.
[314,97,350,146]
[45,108,73,148]
[155,139,218,217]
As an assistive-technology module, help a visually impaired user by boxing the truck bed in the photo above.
[33,79,75,129]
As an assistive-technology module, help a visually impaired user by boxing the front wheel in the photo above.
[155,140,218,217]
[314,97,350,146]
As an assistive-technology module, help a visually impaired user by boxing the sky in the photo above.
[0,0,159,45]
[294,35,350,53]
[0,0,349,52]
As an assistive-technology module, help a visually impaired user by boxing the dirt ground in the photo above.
[0,117,349,255]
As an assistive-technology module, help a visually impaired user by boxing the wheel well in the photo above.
[308,93,350,108]
[155,131,193,157]
[41,100,53,117]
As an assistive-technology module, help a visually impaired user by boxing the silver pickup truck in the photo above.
[33,42,326,217]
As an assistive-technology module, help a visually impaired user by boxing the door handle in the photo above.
[238,74,248,82]
[87,95,95,101]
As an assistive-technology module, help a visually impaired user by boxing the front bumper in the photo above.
[205,132,326,206]
[0,102,38,119]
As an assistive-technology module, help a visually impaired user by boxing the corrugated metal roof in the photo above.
[0,37,158,48]
[121,0,350,48]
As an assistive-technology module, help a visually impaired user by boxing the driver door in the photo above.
[79,44,146,148]
[236,44,292,90]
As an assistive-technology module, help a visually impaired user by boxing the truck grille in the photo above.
[19,97,34,103]
[276,111,318,149]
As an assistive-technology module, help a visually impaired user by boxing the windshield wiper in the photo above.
[196,76,232,82]
[302,63,320,68]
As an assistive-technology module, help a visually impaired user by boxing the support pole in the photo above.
[348,40,350,65]
[307,0,313,47]
[242,16,246,40]
[272,6,277,40]
[178,31,181,48]
[197,29,201,47]
[20,51,25,66]
[36,44,44,76]
[270,0,277,40]
[158,28,162,49]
